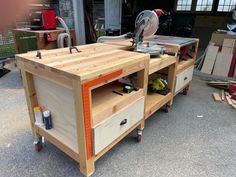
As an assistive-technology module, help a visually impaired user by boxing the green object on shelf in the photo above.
[0,43,15,58]
[15,32,38,54]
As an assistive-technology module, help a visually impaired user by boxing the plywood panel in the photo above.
[222,38,235,54]
[222,38,235,48]
[213,52,233,77]
[33,76,78,153]
[201,46,219,74]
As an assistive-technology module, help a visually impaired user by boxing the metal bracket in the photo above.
[36,51,42,59]
[69,46,80,54]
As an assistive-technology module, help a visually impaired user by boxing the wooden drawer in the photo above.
[175,66,194,93]
[93,97,145,155]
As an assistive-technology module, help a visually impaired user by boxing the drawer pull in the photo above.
[184,77,188,81]
[120,119,127,126]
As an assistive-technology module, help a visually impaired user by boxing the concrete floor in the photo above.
[1,66,236,177]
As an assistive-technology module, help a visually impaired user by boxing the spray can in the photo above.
[34,106,43,126]
[43,110,52,130]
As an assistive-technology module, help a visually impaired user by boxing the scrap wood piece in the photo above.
[222,38,235,54]
[222,38,236,48]
[226,96,233,105]
[201,46,219,74]
[232,104,236,109]
[213,52,233,77]
[212,92,222,102]
[221,89,225,101]
[196,42,215,70]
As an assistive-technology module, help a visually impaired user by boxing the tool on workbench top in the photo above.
[97,9,173,57]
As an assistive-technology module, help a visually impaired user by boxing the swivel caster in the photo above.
[183,87,189,95]
[33,137,43,152]
[136,129,142,142]
[164,105,171,113]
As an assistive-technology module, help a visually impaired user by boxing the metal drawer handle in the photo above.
[120,119,127,126]
[184,77,188,81]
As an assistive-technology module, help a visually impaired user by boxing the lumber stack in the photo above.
[209,80,236,109]
[198,38,236,78]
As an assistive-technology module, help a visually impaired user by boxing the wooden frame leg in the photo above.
[73,80,95,177]
[20,69,38,137]
[136,60,149,130]
[167,63,176,106]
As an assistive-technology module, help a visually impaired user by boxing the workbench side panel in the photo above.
[33,76,79,153]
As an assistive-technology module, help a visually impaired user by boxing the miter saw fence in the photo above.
[97,9,168,56]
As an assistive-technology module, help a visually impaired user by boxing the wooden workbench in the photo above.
[16,43,149,176]
[16,35,199,176]
[13,28,76,54]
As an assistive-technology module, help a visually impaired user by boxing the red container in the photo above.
[42,10,56,30]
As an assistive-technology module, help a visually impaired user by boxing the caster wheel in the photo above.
[183,87,189,95]
[137,135,142,142]
[164,106,170,113]
[34,142,42,152]
[136,129,142,142]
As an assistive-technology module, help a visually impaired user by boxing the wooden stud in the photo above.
[136,59,149,130]
[19,66,38,137]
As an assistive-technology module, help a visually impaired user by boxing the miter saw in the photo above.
[97,9,170,57]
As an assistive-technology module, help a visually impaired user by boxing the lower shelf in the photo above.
[37,126,79,154]
[145,92,172,118]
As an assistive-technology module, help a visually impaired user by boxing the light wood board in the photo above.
[201,46,219,74]
[222,38,235,54]
[213,52,233,77]
[212,92,222,102]
[33,76,78,153]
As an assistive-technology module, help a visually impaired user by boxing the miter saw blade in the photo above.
[135,10,159,37]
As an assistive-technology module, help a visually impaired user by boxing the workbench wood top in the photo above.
[13,28,71,34]
[16,43,149,82]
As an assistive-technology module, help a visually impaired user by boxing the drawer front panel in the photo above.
[175,66,194,93]
[93,97,145,155]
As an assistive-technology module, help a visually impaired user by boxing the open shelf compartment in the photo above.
[91,82,144,127]
[145,92,172,118]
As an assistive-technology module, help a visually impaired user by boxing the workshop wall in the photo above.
[58,0,74,28]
